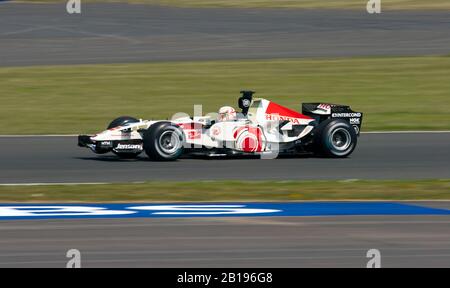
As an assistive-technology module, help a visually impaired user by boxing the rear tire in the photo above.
[314,119,357,158]
[143,122,185,161]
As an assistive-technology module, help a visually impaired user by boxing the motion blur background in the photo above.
[0,0,449,134]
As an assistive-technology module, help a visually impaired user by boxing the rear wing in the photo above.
[302,103,363,135]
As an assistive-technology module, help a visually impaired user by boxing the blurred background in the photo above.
[0,0,449,134]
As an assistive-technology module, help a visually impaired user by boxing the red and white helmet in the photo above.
[218,106,237,121]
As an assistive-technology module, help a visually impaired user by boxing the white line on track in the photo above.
[0,132,448,186]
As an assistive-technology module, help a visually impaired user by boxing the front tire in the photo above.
[314,119,357,158]
[143,122,185,161]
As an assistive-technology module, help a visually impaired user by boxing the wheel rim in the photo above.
[329,128,352,152]
[159,130,181,155]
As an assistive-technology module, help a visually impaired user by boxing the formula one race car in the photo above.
[78,91,363,160]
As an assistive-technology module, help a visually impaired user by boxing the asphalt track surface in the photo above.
[2,134,449,268]
[1,3,450,66]
[1,206,450,268]
[0,133,449,184]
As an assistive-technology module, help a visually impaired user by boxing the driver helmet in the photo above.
[218,106,237,121]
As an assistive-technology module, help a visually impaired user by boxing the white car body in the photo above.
[90,98,315,154]
[79,93,362,159]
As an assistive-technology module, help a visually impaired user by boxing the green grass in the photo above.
[19,0,450,10]
[1,56,450,134]
[0,179,449,203]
